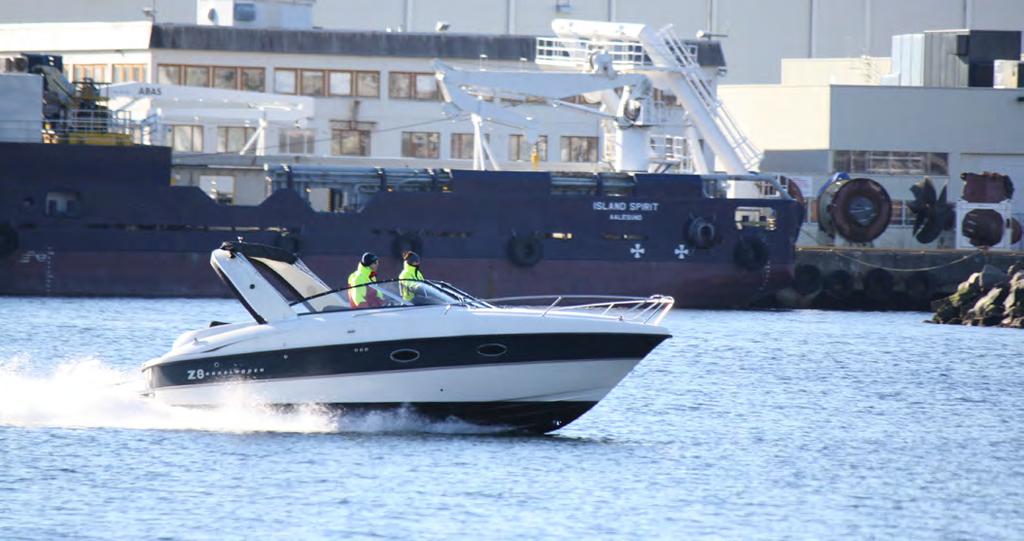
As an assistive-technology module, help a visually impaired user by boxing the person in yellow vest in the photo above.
[347,252,383,308]
[398,251,425,302]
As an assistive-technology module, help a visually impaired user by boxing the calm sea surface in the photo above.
[1,297,1022,540]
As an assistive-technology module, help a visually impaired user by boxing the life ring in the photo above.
[392,231,423,259]
[733,236,769,271]
[862,268,894,302]
[904,271,934,302]
[792,264,822,295]
[0,222,18,258]
[823,270,853,300]
[819,177,891,242]
[273,232,302,254]
[686,217,717,249]
[507,236,543,267]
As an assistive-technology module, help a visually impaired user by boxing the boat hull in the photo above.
[147,358,642,433]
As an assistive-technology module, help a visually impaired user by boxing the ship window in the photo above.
[217,126,256,153]
[560,136,599,163]
[546,232,573,240]
[735,207,777,230]
[332,128,371,156]
[45,191,80,217]
[390,349,420,363]
[171,125,204,152]
[477,344,508,357]
[509,135,548,162]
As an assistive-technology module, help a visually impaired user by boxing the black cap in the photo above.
[403,251,420,265]
[360,252,378,266]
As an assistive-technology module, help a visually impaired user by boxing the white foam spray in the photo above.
[0,357,502,435]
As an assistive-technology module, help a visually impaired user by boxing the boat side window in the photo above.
[45,191,80,218]
[734,207,777,230]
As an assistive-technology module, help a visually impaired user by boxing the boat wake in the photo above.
[0,356,502,435]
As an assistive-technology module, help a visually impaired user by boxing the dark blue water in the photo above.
[1,297,1022,540]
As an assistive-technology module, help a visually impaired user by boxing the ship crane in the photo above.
[436,19,764,184]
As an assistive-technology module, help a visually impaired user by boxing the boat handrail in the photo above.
[485,294,674,325]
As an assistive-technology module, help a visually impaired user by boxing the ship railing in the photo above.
[700,173,795,201]
[485,294,675,325]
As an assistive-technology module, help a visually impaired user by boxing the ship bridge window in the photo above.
[560,136,599,163]
[735,207,777,230]
[45,191,80,217]
[451,133,488,160]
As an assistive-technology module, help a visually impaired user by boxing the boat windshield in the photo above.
[289,279,481,315]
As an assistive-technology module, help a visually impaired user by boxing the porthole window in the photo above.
[477,343,508,357]
[390,348,420,363]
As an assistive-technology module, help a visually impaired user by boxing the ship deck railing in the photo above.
[485,294,675,325]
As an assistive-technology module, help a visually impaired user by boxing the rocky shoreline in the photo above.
[929,260,1024,328]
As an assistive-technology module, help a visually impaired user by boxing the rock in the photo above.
[966,286,1007,326]
[1003,271,1024,318]
[1007,260,1024,277]
[978,264,1009,291]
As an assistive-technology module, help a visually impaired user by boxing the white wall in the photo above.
[0,74,42,143]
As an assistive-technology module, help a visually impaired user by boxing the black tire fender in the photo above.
[687,217,718,249]
[733,236,769,271]
[507,236,543,267]
[904,271,934,302]
[823,270,854,300]
[792,264,822,296]
[863,268,894,302]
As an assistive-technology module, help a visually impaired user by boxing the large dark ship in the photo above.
[0,141,800,306]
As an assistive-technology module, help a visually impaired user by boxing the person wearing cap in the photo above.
[347,252,383,307]
[398,251,425,302]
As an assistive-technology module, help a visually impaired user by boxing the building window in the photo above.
[171,125,204,152]
[112,64,146,83]
[331,123,371,156]
[278,128,315,154]
[561,136,599,162]
[389,72,438,100]
[401,131,440,159]
[653,88,677,106]
[355,71,380,97]
[832,150,948,176]
[300,69,325,96]
[509,134,548,162]
[199,175,235,205]
[451,133,491,160]
[184,66,210,87]
[328,71,352,96]
[217,126,257,153]
[275,69,297,94]
[72,64,106,82]
[157,65,182,85]
[212,67,238,89]
[240,68,265,92]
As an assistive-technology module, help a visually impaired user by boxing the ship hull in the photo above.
[1,250,792,307]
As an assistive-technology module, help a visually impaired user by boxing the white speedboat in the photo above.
[142,241,673,433]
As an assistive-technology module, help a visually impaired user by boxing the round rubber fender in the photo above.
[1010,217,1022,246]
[686,217,717,249]
[792,264,822,296]
[862,268,894,302]
[961,209,1004,247]
[507,236,543,267]
[830,178,892,242]
[823,270,854,300]
[904,271,934,302]
[0,222,18,258]
[273,232,302,254]
[392,231,423,259]
[733,236,769,271]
